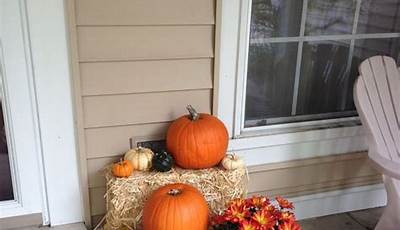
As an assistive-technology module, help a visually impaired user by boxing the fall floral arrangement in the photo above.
[211,196,302,230]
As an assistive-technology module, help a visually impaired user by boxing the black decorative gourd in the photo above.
[152,150,174,172]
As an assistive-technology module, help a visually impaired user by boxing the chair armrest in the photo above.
[369,150,400,180]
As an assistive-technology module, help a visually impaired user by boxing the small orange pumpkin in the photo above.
[166,105,229,169]
[143,183,209,230]
[112,159,133,178]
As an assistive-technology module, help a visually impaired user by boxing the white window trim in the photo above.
[214,0,370,166]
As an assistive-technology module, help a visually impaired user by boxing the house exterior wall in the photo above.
[66,0,381,225]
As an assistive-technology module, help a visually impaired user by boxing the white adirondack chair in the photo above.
[354,56,400,230]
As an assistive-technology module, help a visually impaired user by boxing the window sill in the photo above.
[228,125,368,166]
[239,117,362,138]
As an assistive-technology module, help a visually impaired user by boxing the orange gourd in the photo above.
[166,105,228,169]
[143,183,209,230]
[112,159,133,178]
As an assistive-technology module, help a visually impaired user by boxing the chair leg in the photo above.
[375,176,400,230]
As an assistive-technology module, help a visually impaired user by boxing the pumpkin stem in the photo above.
[186,105,200,121]
[168,189,182,196]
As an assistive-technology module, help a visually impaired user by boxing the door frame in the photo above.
[0,0,48,222]
[0,0,84,226]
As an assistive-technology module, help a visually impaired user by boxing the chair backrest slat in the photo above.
[355,79,391,159]
[370,57,400,156]
[355,56,400,163]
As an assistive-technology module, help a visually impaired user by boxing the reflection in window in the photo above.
[297,40,352,115]
[350,37,400,78]
[246,42,298,123]
[306,0,356,36]
[358,0,400,34]
[250,0,303,38]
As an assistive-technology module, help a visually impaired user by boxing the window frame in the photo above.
[214,0,376,164]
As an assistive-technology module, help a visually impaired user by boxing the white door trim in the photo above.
[25,0,84,226]
[0,0,84,226]
[0,0,48,222]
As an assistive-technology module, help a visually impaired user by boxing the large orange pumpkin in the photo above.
[143,183,209,230]
[166,105,229,169]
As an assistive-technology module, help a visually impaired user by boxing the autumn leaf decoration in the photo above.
[211,195,302,230]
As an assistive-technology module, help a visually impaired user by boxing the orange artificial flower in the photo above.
[276,196,294,209]
[210,195,301,230]
[229,198,247,207]
[225,200,249,222]
[278,211,296,223]
[246,196,270,208]
[278,221,302,230]
[241,220,258,230]
[251,210,276,229]
[264,204,276,213]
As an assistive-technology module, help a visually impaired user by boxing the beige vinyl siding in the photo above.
[68,0,215,224]
[77,26,214,62]
[85,122,171,159]
[81,59,213,96]
[76,0,215,26]
[67,0,381,225]
[83,89,212,128]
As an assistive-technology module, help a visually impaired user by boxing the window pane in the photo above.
[350,38,400,78]
[243,0,400,129]
[358,0,400,34]
[297,40,352,115]
[306,0,356,36]
[0,102,13,201]
[250,0,303,38]
[245,42,298,127]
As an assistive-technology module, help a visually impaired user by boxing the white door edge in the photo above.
[0,0,83,226]
[0,0,48,223]
[25,0,84,225]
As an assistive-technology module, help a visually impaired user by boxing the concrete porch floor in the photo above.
[17,207,384,230]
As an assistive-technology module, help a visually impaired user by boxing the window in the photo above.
[215,0,400,163]
[243,0,400,128]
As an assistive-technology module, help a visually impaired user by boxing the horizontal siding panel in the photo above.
[81,59,213,96]
[76,0,215,25]
[85,122,170,159]
[90,187,106,216]
[83,89,212,128]
[88,157,119,188]
[77,26,214,62]
[248,175,382,198]
[248,155,378,193]
[87,152,379,189]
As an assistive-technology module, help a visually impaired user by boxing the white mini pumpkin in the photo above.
[221,153,244,170]
[124,147,154,171]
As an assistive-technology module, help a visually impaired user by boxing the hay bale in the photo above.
[104,165,248,230]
